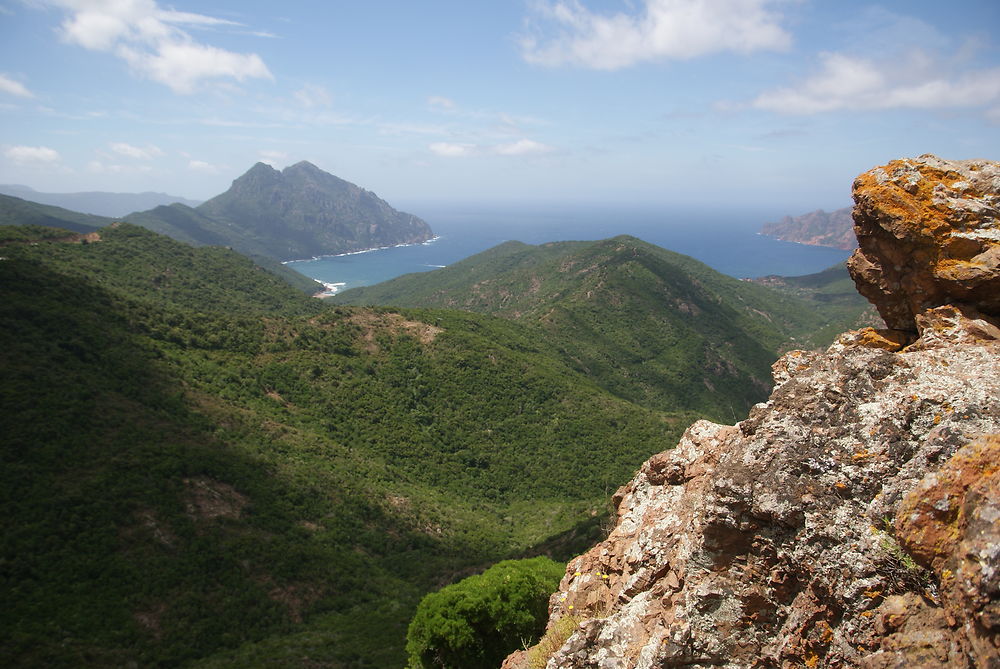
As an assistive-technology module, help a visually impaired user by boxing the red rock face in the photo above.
[508,156,1000,669]
[848,155,1000,332]
[894,435,1000,664]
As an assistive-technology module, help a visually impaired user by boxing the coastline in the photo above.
[283,235,441,265]
[313,280,347,299]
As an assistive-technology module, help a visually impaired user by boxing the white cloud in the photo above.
[753,51,1000,114]
[188,159,219,172]
[4,145,61,164]
[293,83,333,109]
[494,139,554,155]
[427,95,456,110]
[429,142,477,158]
[88,160,151,174]
[46,0,273,94]
[259,149,289,165]
[429,139,556,157]
[109,141,163,159]
[0,74,33,98]
[520,0,790,69]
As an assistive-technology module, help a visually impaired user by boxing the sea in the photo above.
[285,204,852,294]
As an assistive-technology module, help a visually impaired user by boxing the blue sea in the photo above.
[286,204,852,294]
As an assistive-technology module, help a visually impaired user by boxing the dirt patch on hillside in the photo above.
[182,477,248,520]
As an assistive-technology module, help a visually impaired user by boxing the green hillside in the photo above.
[750,262,881,343]
[0,224,684,667]
[0,194,323,296]
[0,193,110,233]
[333,236,866,420]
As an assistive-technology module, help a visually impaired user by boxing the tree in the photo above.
[406,557,564,669]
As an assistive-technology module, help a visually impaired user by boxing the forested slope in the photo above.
[334,236,869,420]
[0,224,685,667]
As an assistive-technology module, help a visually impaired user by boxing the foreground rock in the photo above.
[507,323,999,669]
[508,157,1000,669]
[848,155,1000,332]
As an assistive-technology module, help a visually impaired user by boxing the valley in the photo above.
[0,185,867,667]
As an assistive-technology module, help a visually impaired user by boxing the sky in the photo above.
[1,0,999,213]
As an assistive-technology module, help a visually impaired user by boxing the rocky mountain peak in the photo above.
[507,157,1000,669]
[190,161,433,260]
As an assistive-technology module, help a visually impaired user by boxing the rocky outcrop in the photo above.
[508,157,1000,669]
[848,155,1000,332]
[761,208,856,250]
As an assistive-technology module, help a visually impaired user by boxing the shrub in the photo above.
[405,556,564,669]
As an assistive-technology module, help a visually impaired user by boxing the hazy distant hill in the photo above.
[0,192,111,233]
[760,207,855,249]
[129,161,434,261]
[333,235,865,420]
[0,184,200,217]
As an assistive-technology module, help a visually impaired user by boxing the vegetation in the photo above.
[0,223,686,667]
[405,557,564,669]
[0,193,109,233]
[526,614,584,669]
[748,262,881,344]
[333,236,870,421]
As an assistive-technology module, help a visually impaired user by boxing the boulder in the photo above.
[848,154,1000,331]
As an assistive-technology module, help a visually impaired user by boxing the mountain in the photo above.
[0,194,321,295]
[760,206,855,249]
[0,220,684,667]
[128,161,434,261]
[0,192,111,233]
[0,184,200,217]
[333,236,870,421]
[507,156,1000,669]
[749,262,883,342]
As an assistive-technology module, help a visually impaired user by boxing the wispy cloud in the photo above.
[4,145,61,164]
[427,95,456,111]
[0,73,33,98]
[429,139,556,158]
[494,139,554,155]
[259,149,289,165]
[44,0,273,94]
[752,51,1000,114]
[87,160,152,174]
[188,159,221,173]
[520,0,790,69]
[294,83,333,109]
[109,141,163,160]
[429,142,477,158]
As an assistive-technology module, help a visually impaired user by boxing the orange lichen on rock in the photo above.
[893,434,1000,664]
[848,154,1000,331]
[838,327,911,351]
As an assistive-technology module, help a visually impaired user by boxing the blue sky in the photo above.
[1,0,998,212]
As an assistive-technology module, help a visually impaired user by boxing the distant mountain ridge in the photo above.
[0,192,110,233]
[128,161,434,261]
[760,206,855,249]
[0,184,201,217]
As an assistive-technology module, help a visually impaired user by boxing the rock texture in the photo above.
[848,155,1000,332]
[508,157,1000,669]
[761,208,856,250]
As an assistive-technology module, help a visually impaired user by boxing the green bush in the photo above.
[406,557,564,669]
